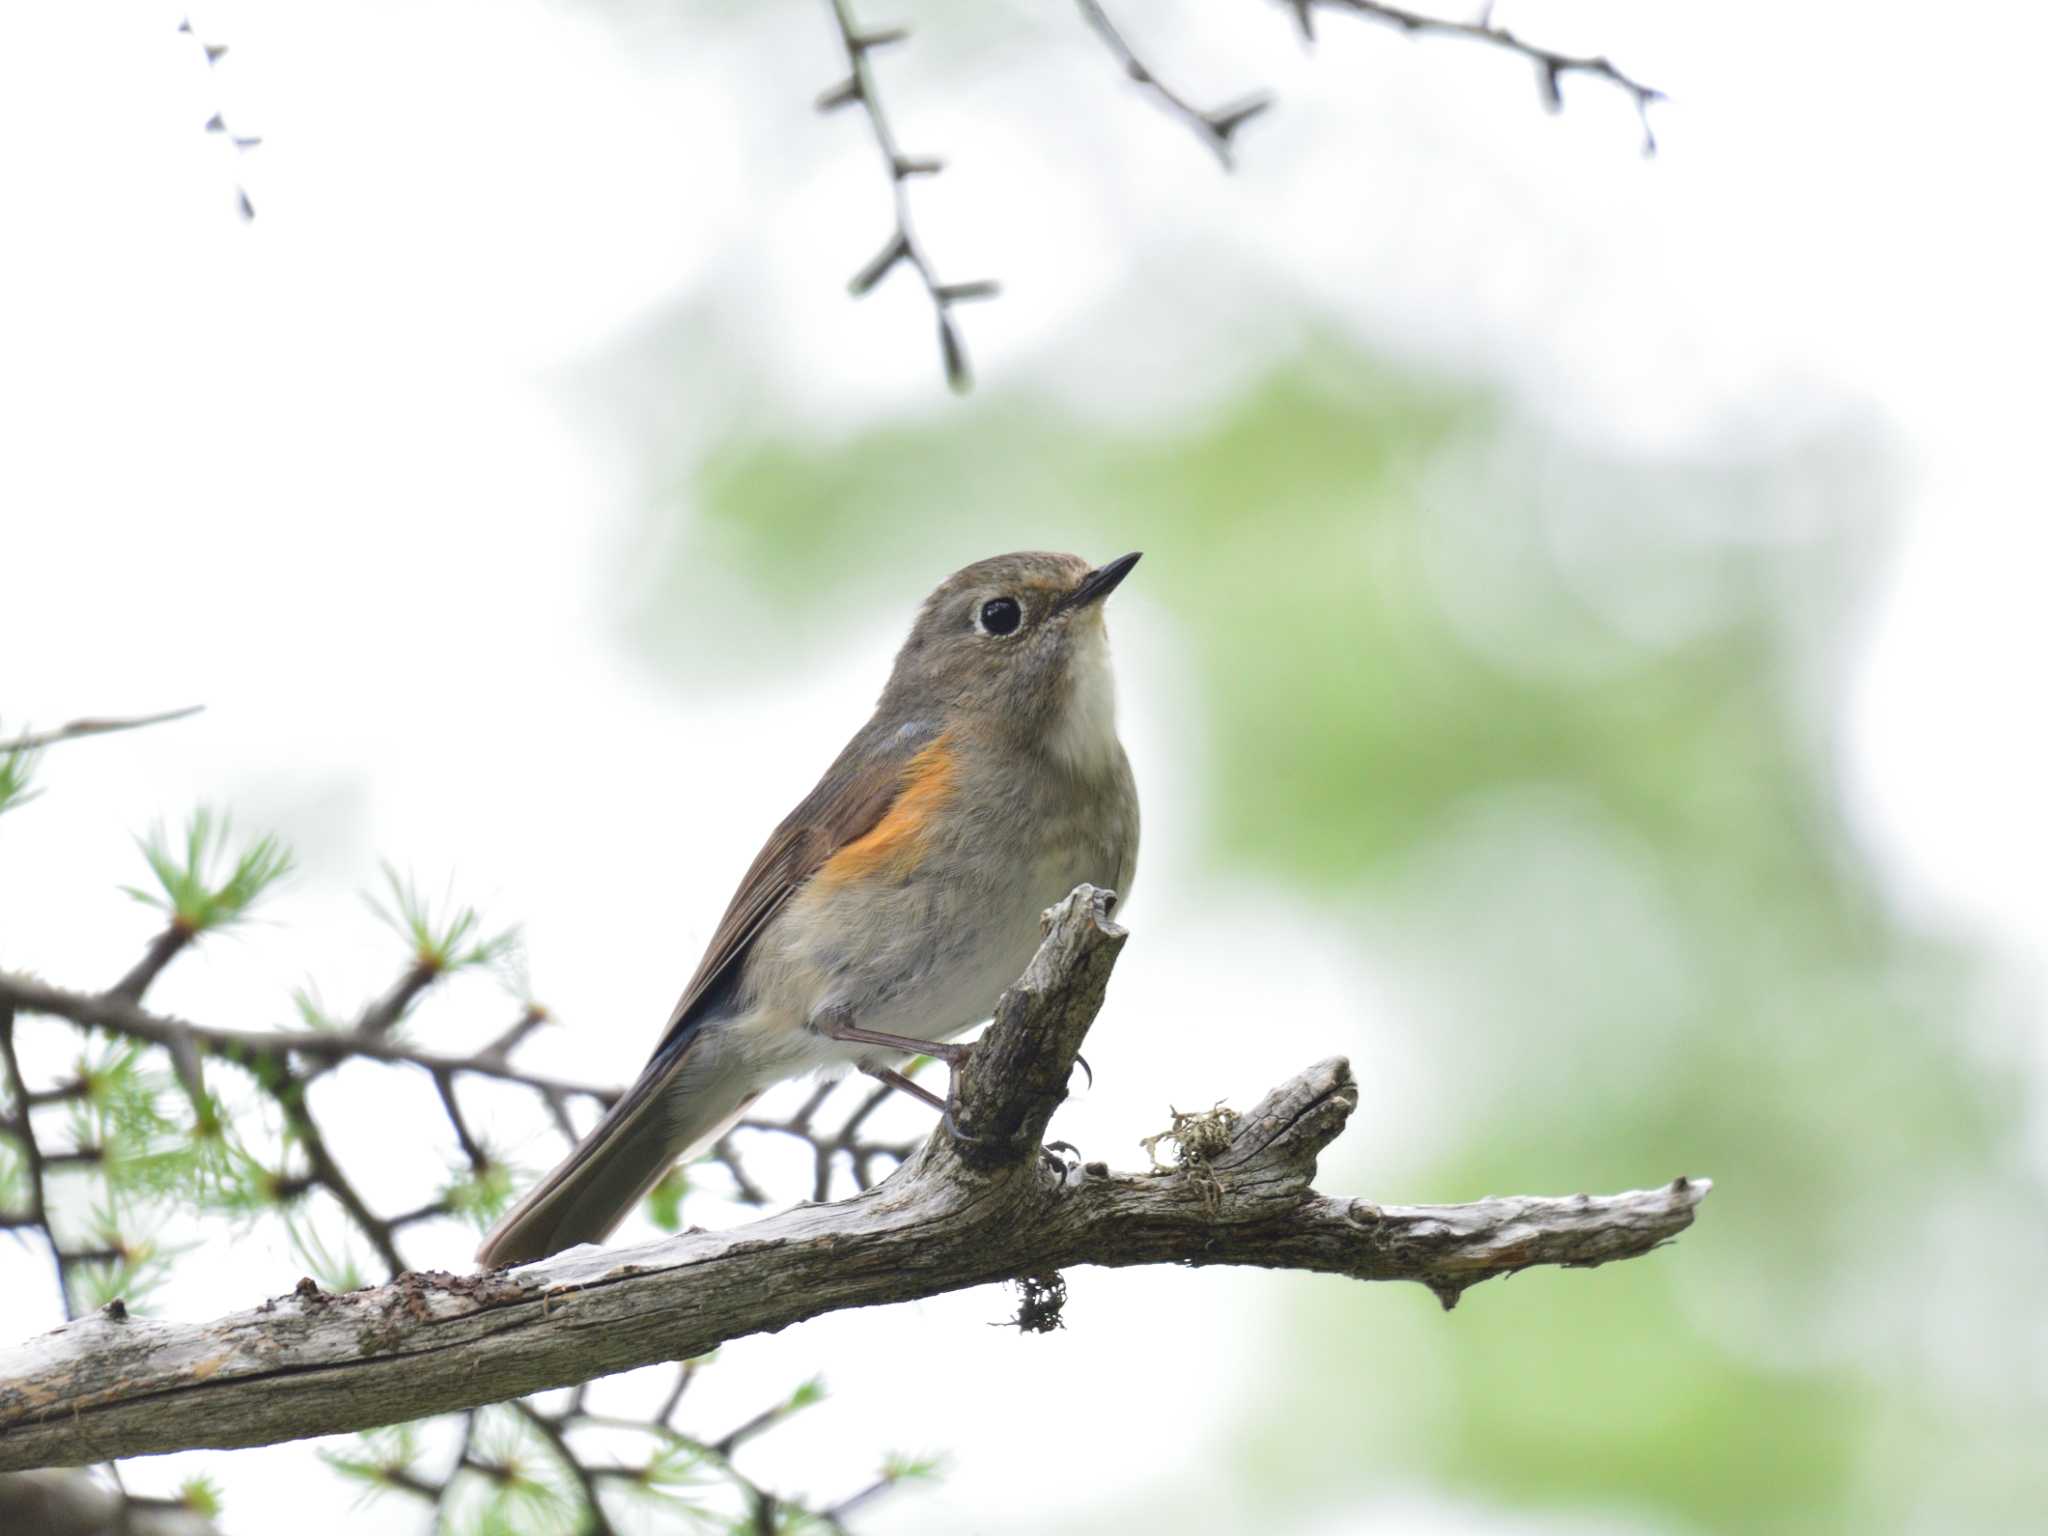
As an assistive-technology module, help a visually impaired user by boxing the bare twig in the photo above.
[350,962,439,1041]
[109,929,197,1007]
[479,1004,550,1063]
[279,1093,409,1275]
[724,1076,915,1203]
[0,707,204,756]
[1075,0,1271,167]
[801,1,1659,390]
[1295,0,1664,154]
[176,18,259,219]
[0,888,1710,1470]
[816,0,999,391]
[0,1004,66,1310]
[509,1402,620,1536]
[0,972,618,1112]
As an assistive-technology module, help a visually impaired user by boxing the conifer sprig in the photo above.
[369,865,520,978]
[123,809,293,936]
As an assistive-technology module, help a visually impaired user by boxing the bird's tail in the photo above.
[477,1047,758,1270]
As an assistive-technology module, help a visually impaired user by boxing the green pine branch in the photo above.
[369,864,520,978]
[123,808,293,936]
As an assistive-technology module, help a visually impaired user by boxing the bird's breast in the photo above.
[737,740,1136,1070]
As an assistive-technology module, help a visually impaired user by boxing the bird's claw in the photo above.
[941,1103,986,1144]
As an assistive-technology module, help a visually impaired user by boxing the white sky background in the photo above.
[2,2,2045,1532]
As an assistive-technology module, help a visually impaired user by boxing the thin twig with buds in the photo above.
[815,0,1000,392]
[1288,0,1664,155]
[176,18,260,219]
[1075,0,1272,167]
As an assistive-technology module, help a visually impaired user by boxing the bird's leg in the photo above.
[858,1063,987,1145]
[847,1040,1081,1171]
[811,1011,970,1073]
[859,1059,1072,1172]
[860,1064,944,1113]
[826,1013,1071,1170]
[817,1007,980,1141]
[812,1005,972,1066]
[856,1064,1073,1171]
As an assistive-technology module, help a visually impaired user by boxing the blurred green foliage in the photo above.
[621,348,2047,1532]
[0,735,39,822]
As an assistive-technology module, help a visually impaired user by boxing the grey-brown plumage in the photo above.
[478,552,1140,1268]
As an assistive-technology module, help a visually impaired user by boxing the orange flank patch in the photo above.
[814,735,961,887]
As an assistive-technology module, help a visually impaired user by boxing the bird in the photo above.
[477,550,1141,1268]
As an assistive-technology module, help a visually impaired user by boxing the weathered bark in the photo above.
[0,886,1710,1472]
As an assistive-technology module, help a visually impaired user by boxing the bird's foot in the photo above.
[1042,1139,1084,1176]
[860,1060,986,1145]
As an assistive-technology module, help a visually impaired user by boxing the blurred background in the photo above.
[4,0,2046,1531]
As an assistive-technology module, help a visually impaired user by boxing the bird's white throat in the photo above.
[1049,620,1121,775]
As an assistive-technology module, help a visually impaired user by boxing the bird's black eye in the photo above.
[978,597,1022,637]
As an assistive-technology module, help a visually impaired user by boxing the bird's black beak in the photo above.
[1058,551,1141,612]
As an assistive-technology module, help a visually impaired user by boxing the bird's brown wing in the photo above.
[474,718,949,1266]
[645,716,944,1068]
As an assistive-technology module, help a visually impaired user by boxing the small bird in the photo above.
[478,551,1141,1267]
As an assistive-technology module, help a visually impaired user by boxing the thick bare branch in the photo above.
[0,887,1709,1471]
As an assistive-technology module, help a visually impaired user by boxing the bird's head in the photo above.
[883,550,1140,767]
